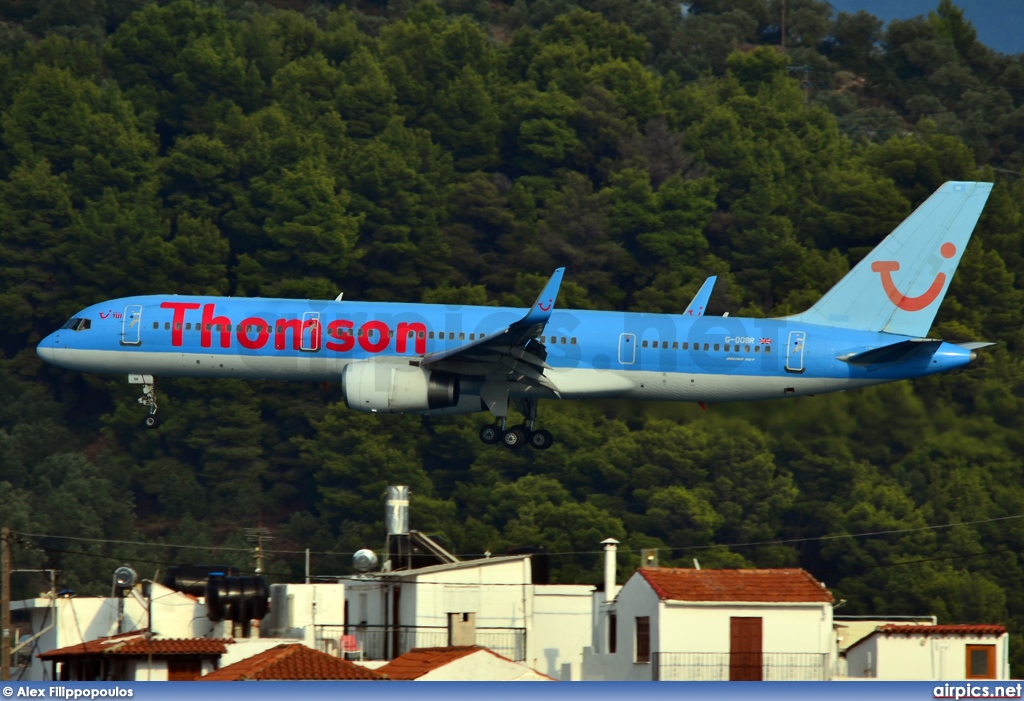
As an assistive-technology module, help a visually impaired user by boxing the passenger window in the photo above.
[540,336,545,343]
[185,323,191,331]
[418,331,425,338]
[215,324,221,332]
[661,341,667,349]
[745,344,750,352]
[672,342,678,350]
[765,345,771,354]
[459,332,465,340]
[449,332,455,340]
[703,343,709,351]
[470,333,475,340]
[714,344,720,351]
[429,332,435,339]
[571,338,577,345]
[754,345,760,353]
[642,340,648,348]
[278,326,285,334]
[226,324,231,332]
[682,342,688,350]
[164,322,170,330]
[724,344,730,352]
[152,322,158,329]
[561,337,567,344]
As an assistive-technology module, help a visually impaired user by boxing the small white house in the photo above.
[843,624,1009,680]
[339,554,593,679]
[583,567,835,681]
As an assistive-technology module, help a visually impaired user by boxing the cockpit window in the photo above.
[60,318,91,331]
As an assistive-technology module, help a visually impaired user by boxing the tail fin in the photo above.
[789,181,993,337]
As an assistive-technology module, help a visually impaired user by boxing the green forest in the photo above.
[3,0,1024,671]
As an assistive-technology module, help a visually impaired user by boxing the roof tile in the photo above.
[201,644,387,681]
[40,631,233,659]
[877,624,1007,636]
[637,567,833,603]
[375,646,486,680]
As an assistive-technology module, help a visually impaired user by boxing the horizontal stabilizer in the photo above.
[957,341,995,350]
[838,339,943,365]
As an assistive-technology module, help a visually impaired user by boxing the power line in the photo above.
[16,513,1024,560]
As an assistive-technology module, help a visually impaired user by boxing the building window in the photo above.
[967,645,996,679]
[609,613,617,654]
[635,616,650,663]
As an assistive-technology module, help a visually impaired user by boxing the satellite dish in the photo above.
[114,566,137,589]
[353,549,379,573]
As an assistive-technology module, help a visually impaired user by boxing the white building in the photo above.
[843,624,1009,680]
[583,564,835,681]
[337,554,593,679]
[10,582,234,681]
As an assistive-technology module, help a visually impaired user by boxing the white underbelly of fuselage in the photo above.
[47,348,879,403]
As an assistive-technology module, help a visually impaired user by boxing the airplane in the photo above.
[37,181,994,450]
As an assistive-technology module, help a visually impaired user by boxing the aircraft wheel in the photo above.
[479,424,501,444]
[501,426,526,450]
[529,429,553,450]
[144,415,160,429]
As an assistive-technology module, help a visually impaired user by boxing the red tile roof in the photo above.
[877,624,1007,636]
[200,644,387,681]
[637,567,834,603]
[40,631,233,659]
[376,646,491,680]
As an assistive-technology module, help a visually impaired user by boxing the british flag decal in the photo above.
[759,337,772,345]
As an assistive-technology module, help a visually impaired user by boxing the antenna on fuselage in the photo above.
[335,292,344,301]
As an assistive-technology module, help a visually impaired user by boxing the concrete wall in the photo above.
[530,585,593,680]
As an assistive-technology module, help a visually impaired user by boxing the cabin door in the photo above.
[618,333,636,365]
[301,312,321,352]
[121,305,142,346]
[785,331,806,374]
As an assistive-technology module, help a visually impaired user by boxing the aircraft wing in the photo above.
[419,268,565,391]
[685,276,716,316]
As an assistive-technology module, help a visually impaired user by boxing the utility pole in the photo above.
[2,527,11,682]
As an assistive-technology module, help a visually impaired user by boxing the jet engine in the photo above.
[342,361,460,413]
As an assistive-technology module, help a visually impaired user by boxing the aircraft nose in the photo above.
[37,334,57,363]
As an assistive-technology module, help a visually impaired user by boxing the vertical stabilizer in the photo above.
[789,181,993,337]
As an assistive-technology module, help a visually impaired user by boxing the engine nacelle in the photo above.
[342,361,460,413]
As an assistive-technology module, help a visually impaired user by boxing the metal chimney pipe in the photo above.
[601,538,619,603]
[386,486,410,536]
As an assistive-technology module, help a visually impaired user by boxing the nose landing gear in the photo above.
[129,374,159,429]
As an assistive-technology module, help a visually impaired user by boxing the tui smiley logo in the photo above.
[538,299,553,312]
[871,242,956,311]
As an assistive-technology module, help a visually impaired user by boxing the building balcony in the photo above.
[652,651,832,681]
[314,624,527,662]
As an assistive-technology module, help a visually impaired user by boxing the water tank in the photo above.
[163,565,239,596]
[205,576,270,623]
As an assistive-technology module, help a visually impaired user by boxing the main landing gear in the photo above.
[478,397,553,450]
[129,374,160,429]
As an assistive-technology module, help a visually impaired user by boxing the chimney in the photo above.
[447,612,476,646]
[601,538,619,603]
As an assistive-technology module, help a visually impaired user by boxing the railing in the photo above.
[314,624,527,662]
[652,652,831,681]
